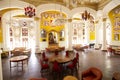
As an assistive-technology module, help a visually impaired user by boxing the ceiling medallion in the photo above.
[24,6,36,17]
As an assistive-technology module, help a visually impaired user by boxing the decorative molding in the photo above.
[98,0,111,10]
[102,18,107,22]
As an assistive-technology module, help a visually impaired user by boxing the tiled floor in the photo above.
[2,49,120,80]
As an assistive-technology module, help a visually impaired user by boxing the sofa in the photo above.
[82,67,103,80]
[11,47,31,56]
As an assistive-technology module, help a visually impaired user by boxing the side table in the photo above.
[10,55,28,71]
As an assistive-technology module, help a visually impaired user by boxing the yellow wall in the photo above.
[109,5,120,41]
[89,23,95,40]
[90,31,95,40]
[40,11,66,42]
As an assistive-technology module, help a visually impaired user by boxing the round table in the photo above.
[48,55,74,63]
[10,55,28,71]
[63,76,78,80]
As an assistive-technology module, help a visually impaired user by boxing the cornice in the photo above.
[20,0,111,11]
[98,0,112,10]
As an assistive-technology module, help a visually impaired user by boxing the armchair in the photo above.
[82,67,102,80]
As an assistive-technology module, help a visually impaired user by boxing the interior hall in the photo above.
[0,0,120,80]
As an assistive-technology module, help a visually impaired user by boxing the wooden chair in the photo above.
[40,59,49,73]
[52,60,62,80]
[55,51,59,56]
[42,52,48,62]
[66,58,77,75]
[65,50,69,57]
[76,53,79,69]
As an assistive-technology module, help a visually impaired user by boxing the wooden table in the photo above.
[10,55,28,71]
[48,55,74,63]
[46,46,65,53]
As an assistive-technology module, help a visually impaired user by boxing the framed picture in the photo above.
[114,34,119,41]
[60,30,64,37]
[41,29,46,38]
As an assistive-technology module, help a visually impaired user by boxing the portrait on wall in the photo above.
[41,29,46,38]
[114,34,119,41]
[74,29,77,35]
[60,30,64,38]
[49,32,57,44]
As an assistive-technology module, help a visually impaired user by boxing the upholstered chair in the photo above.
[55,51,59,56]
[76,53,79,68]
[52,60,62,80]
[82,67,103,80]
[66,58,77,75]
[42,52,48,62]
[65,51,69,57]
[40,59,49,73]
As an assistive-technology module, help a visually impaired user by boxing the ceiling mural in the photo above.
[20,0,111,10]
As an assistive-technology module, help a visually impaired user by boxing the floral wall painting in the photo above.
[74,28,77,35]
[109,5,120,41]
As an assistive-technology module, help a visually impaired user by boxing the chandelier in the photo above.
[81,10,90,21]
[24,6,36,17]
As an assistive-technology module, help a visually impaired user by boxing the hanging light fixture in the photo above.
[81,10,90,21]
[24,5,36,17]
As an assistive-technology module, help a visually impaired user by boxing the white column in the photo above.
[84,21,89,44]
[95,21,99,44]
[67,22,73,50]
[0,50,3,80]
[2,18,10,51]
[101,18,107,50]
[35,19,40,49]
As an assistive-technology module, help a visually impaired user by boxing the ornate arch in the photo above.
[103,0,120,17]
